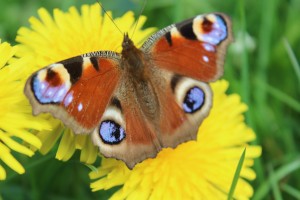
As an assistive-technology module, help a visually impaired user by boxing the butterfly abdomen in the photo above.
[119,71,160,126]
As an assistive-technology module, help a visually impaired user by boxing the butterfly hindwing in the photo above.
[148,68,212,148]
[25,52,121,133]
[91,90,162,169]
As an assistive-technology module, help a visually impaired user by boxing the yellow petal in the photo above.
[0,143,25,174]
[0,165,6,180]
[0,40,50,179]
[0,131,34,156]
[56,128,75,161]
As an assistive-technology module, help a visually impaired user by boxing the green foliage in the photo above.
[0,0,300,199]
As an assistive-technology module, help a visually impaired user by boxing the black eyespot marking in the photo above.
[165,32,172,46]
[183,86,205,113]
[90,57,99,71]
[176,19,197,40]
[170,74,182,93]
[111,97,122,112]
[61,56,83,84]
[99,120,126,144]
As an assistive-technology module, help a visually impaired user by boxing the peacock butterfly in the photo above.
[24,13,233,169]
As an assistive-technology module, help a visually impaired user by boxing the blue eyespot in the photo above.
[201,15,227,45]
[32,74,68,104]
[99,120,126,144]
[183,87,205,113]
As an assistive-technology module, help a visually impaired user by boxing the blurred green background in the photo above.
[0,0,300,199]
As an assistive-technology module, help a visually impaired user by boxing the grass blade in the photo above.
[269,164,283,200]
[238,0,250,111]
[281,184,300,199]
[253,158,300,200]
[256,80,300,112]
[227,148,246,200]
[84,163,99,173]
[283,37,300,85]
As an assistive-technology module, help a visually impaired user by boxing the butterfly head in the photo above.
[122,33,135,52]
[121,33,145,77]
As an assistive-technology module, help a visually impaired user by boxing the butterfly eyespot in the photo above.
[32,74,69,104]
[30,64,73,104]
[183,86,205,113]
[99,120,126,144]
[193,14,228,45]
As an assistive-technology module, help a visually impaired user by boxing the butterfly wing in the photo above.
[25,51,163,169]
[140,13,233,148]
[150,69,213,148]
[24,51,122,134]
[142,13,233,82]
[91,82,162,169]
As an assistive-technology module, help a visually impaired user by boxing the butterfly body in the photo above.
[25,13,233,169]
[120,34,159,120]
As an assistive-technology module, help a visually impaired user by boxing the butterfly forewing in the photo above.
[25,52,121,134]
[142,13,233,82]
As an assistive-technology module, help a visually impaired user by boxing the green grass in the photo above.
[227,149,246,200]
[1,0,300,199]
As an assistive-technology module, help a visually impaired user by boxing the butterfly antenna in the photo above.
[96,0,123,36]
[130,0,147,40]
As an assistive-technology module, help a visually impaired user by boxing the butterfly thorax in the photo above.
[121,33,147,81]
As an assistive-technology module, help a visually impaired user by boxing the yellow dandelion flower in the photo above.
[0,41,50,180]
[16,3,155,163]
[90,80,262,199]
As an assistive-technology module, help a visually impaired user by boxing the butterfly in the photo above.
[24,13,233,169]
